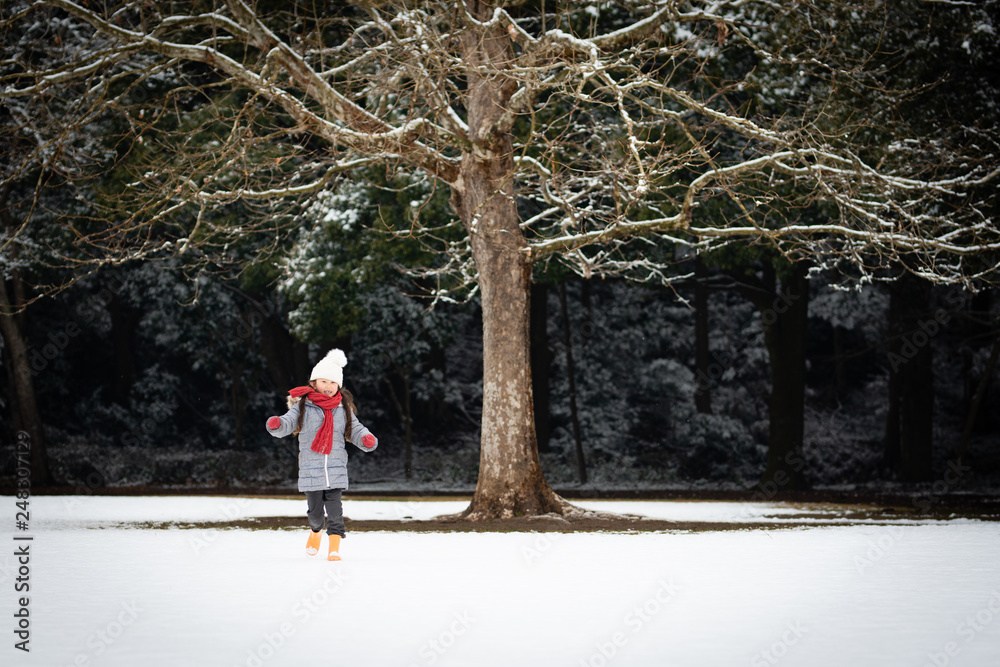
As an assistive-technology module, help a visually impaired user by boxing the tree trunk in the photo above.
[233,360,248,451]
[558,282,587,484]
[694,257,712,414]
[530,282,551,453]
[384,360,414,479]
[402,371,412,479]
[759,264,810,490]
[580,279,593,347]
[832,325,848,398]
[884,356,902,473]
[957,331,1000,465]
[108,292,139,403]
[962,290,994,435]
[226,285,308,393]
[460,206,563,517]
[0,278,51,486]
[452,1,564,518]
[899,354,934,478]
[259,308,303,391]
[884,275,935,482]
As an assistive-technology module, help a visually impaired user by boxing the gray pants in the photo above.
[305,489,345,537]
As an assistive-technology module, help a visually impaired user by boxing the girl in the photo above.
[266,348,378,561]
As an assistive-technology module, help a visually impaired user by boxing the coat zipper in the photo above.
[324,453,330,488]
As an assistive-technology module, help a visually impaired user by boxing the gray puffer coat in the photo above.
[266,397,378,492]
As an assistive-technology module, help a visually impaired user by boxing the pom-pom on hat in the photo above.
[310,348,348,386]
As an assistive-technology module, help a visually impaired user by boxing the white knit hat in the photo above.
[310,348,348,386]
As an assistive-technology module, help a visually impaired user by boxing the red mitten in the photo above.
[362,434,376,449]
[267,417,281,430]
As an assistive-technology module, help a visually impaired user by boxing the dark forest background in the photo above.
[2,0,999,496]
[2,233,998,494]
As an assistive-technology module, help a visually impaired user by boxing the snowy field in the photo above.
[3,496,1000,667]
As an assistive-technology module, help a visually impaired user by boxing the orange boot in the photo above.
[306,529,322,556]
[328,534,342,561]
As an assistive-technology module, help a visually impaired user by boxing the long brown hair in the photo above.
[294,386,356,442]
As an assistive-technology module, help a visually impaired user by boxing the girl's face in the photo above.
[313,378,340,396]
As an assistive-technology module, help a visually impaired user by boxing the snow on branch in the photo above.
[18,0,460,181]
[191,158,382,203]
[2,0,997,288]
[527,131,1000,286]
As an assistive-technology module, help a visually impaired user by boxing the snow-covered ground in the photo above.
[3,496,999,667]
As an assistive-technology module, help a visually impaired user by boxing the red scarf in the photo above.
[288,387,342,455]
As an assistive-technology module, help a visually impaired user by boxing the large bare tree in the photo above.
[2,0,997,515]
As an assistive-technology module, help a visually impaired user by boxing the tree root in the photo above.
[436,492,637,523]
